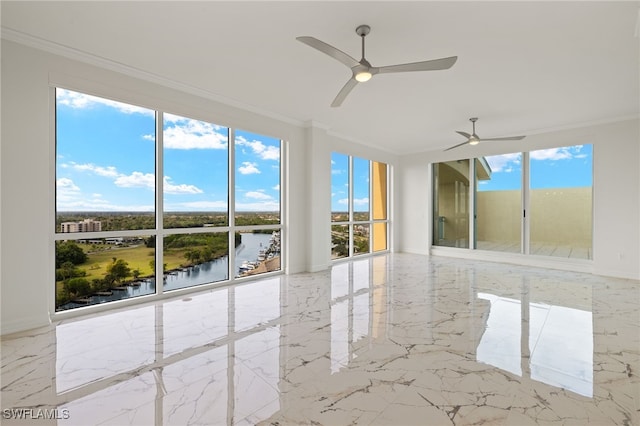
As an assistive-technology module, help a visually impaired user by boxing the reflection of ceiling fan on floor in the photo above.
[297,25,458,107]
[445,118,526,151]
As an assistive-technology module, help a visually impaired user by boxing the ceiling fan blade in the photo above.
[377,56,458,74]
[479,135,526,141]
[444,141,470,152]
[456,130,471,139]
[331,78,358,107]
[296,36,360,68]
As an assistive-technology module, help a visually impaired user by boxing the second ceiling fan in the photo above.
[445,118,526,151]
[297,25,458,107]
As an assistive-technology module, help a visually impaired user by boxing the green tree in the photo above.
[56,241,88,268]
[91,278,109,292]
[106,258,131,284]
[64,277,91,297]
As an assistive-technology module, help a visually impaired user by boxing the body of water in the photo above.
[58,232,275,311]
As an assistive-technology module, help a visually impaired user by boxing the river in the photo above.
[57,232,276,311]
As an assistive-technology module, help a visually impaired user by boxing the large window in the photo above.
[55,88,283,311]
[433,144,593,260]
[331,153,389,259]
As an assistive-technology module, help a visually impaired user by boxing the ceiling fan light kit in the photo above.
[297,24,458,107]
[445,117,526,151]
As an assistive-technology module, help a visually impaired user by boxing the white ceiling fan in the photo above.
[297,25,458,107]
[445,117,526,151]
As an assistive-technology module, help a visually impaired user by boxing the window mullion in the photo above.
[349,156,354,257]
[228,128,236,280]
[522,151,530,255]
[156,111,164,296]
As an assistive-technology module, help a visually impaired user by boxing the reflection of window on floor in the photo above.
[476,292,593,397]
[56,278,282,424]
[330,261,372,373]
[331,153,389,259]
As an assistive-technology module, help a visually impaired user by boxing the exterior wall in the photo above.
[529,187,592,246]
[476,190,520,243]
[476,188,592,246]
[372,162,387,251]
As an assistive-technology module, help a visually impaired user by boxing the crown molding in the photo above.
[1,27,305,128]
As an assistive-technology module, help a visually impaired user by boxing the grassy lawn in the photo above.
[76,243,211,282]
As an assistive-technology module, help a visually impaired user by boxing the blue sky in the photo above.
[479,144,592,191]
[56,89,280,212]
[331,153,370,212]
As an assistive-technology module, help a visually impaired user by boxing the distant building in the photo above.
[60,219,102,233]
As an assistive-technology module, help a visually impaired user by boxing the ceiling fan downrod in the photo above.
[356,25,370,60]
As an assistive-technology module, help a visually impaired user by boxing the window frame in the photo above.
[52,86,286,318]
[331,153,390,260]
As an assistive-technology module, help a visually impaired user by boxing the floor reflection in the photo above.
[1,254,637,425]
[476,292,593,397]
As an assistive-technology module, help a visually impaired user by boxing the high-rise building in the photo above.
[60,219,102,233]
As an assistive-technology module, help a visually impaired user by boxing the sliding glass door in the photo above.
[432,145,592,260]
[433,160,470,248]
[475,154,522,253]
[529,145,593,259]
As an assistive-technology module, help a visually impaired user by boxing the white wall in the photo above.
[0,40,399,335]
[399,119,640,280]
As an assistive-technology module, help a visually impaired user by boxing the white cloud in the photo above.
[56,88,153,116]
[353,198,369,206]
[272,184,280,191]
[235,201,280,212]
[56,181,154,211]
[485,153,521,173]
[71,162,119,178]
[164,176,203,194]
[338,198,348,205]
[165,200,228,211]
[163,115,228,149]
[114,171,155,189]
[56,177,79,191]
[245,190,273,200]
[530,147,577,161]
[63,162,203,195]
[58,199,154,212]
[236,136,280,160]
[56,178,81,204]
[238,161,260,175]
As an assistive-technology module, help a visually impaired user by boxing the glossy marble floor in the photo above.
[2,254,638,425]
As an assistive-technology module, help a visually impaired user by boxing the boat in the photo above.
[238,260,256,273]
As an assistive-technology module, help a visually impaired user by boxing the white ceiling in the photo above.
[2,1,639,155]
